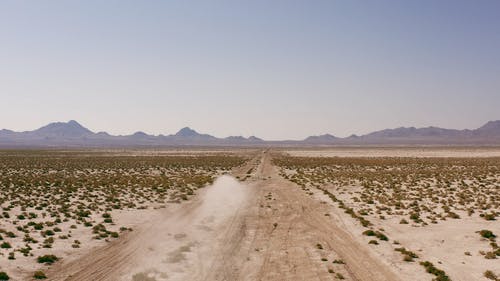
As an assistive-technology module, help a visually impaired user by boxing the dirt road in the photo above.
[47,151,400,281]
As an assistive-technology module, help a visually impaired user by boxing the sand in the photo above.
[1,148,498,280]
[285,146,500,158]
[41,152,399,281]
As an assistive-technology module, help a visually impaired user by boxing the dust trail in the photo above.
[124,175,249,281]
[48,152,400,281]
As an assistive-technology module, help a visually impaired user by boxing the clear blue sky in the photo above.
[1,0,499,140]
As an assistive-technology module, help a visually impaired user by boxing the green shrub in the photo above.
[419,261,449,281]
[362,230,376,236]
[376,232,389,241]
[479,230,496,239]
[0,272,9,280]
[37,255,59,264]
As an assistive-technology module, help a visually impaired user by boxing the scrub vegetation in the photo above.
[274,155,500,281]
[0,150,245,279]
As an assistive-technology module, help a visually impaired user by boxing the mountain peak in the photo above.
[248,136,263,141]
[478,120,500,130]
[131,131,150,138]
[475,120,500,136]
[304,134,337,143]
[34,120,93,137]
[175,127,199,137]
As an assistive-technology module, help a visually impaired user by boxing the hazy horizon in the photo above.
[2,118,499,141]
[2,1,499,140]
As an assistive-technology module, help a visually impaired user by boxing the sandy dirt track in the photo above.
[46,152,400,281]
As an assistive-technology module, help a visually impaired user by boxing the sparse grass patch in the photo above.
[484,270,498,280]
[33,271,47,279]
[419,261,450,281]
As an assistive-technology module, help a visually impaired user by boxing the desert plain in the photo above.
[0,147,498,281]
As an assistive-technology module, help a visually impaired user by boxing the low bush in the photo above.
[484,270,497,280]
[479,230,496,239]
[33,271,47,279]
[0,272,9,280]
[419,261,450,281]
[37,254,59,264]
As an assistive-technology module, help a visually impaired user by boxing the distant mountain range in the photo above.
[0,120,499,147]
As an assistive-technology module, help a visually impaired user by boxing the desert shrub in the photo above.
[0,272,9,280]
[420,261,450,281]
[395,247,419,259]
[33,271,47,279]
[0,242,11,249]
[403,255,414,262]
[362,230,376,236]
[485,252,497,259]
[481,213,497,221]
[484,270,497,280]
[362,230,388,241]
[479,230,496,239]
[376,232,389,241]
[37,254,59,264]
[42,230,54,236]
[132,272,156,281]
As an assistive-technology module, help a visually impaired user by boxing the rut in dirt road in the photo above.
[46,152,400,281]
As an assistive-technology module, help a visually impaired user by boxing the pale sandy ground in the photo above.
[0,207,131,279]
[3,149,498,280]
[313,186,500,281]
[286,147,500,157]
[45,175,249,281]
[40,152,400,281]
